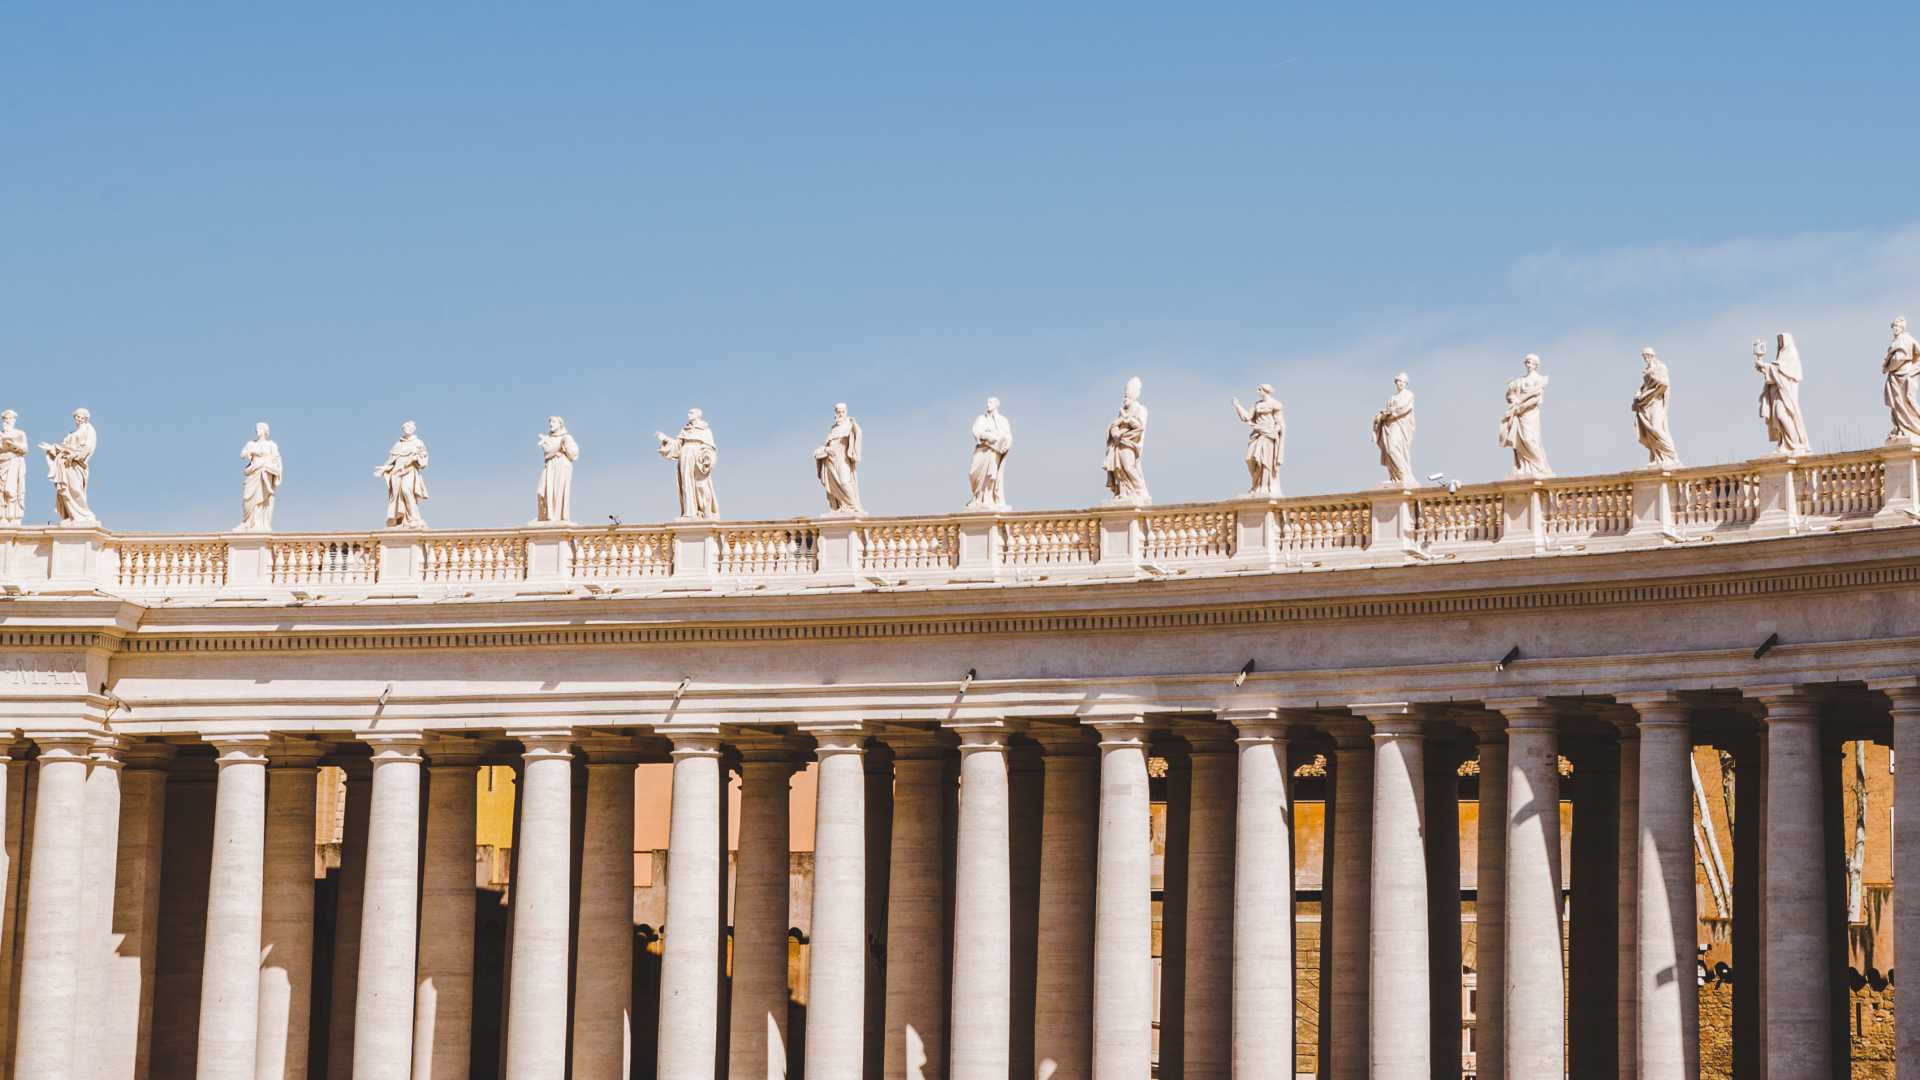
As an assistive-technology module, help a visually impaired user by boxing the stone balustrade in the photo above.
[5,443,1918,595]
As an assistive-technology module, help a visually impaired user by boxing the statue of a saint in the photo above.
[1499,354,1553,479]
[1102,377,1150,505]
[656,409,719,520]
[38,408,98,526]
[0,411,24,526]
[1884,316,1920,444]
[1633,348,1680,469]
[966,398,1013,511]
[814,403,864,515]
[534,416,580,524]
[375,420,430,529]
[1232,384,1285,497]
[1756,334,1810,455]
[237,422,283,531]
[1372,373,1416,487]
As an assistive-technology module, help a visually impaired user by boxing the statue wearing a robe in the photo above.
[1499,355,1553,479]
[657,409,719,519]
[1757,334,1811,455]
[376,420,430,529]
[0,411,25,525]
[1103,377,1150,505]
[1373,374,1416,487]
[1633,349,1680,469]
[966,398,1013,511]
[814,403,863,515]
[39,408,98,526]
[534,416,580,523]
[238,422,283,531]
[1884,317,1920,443]
[1233,384,1285,496]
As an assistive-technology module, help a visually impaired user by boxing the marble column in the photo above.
[1089,717,1152,1080]
[325,761,372,1080]
[1469,718,1506,1080]
[1326,721,1374,1080]
[1611,715,1640,1080]
[1007,743,1043,1080]
[733,743,800,1080]
[573,738,640,1080]
[413,741,480,1080]
[1747,688,1829,1077]
[258,739,324,1080]
[505,732,575,1080]
[1031,725,1097,1080]
[864,744,893,1080]
[11,734,92,1080]
[1493,698,1564,1080]
[1622,695,1698,1079]
[1879,681,1920,1080]
[806,728,869,1080]
[196,736,272,1079]
[1175,722,1235,1080]
[657,731,724,1079]
[879,736,952,1080]
[1224,710,1292,1079]
[951,726,1012,1080]
[100,742,174,1080]
[1424,730,1463,1080]
[1567,735,1620,1080]
[74,736,126,1080]
[1355,704,1430,1077]
[0,742,27,1075]
[352,734,425,1080]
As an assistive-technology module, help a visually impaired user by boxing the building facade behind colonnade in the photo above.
[5,440,1920,1077]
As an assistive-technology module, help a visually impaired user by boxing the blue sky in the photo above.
[4,6,1918,530]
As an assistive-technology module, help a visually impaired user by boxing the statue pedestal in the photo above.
[1751,457,1803,537]
[1877,444,1920,526]
[1626,472,1678,541]
[1366,488,1418,557]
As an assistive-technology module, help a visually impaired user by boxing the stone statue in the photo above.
[966,398,1013,511]
[1884,316,1920,444]
[1232,384,1285,497]
[1102,377,1150,505]
[813,403,864,515]
[1756,334,1810,455]
[534,416,580,524]
[1499,354,1553,479]
[375,420,430,529]
[0,411,24,526]
[1372,373,1416,487]
[1633,348,1680,469]
[38,408,98,526]
[238,422,283,532]
[656,409,719,520]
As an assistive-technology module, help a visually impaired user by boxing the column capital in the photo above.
[731,730,813,768]
[507,728,576,760]
[871,726,956,760]
[1323,716,1375,750]
[1616,692,1692,728]
[1026,721,1098,756]
[806,726,868,758]
[359,731,426,764]
[1171,718,1236,754]
[1222,707,1288,743]
[421,735,486,768]
[1870,677,1920,715]
[267,736,329,767]
[1083,715,1152,751]
[204,733,273,766]
[120,738,177,770]
[87,734,129,768]
[1485,697,1560,730]
[1348,700,1430,738]
[662,728,724,759]
[1741,686,1823,722]
[575,734,648,765]
[952,725,1013,755]
[26,732,98,760]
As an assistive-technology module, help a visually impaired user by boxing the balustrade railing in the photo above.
[8,444,1916,595]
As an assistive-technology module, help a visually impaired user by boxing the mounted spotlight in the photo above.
[1234,659,1255,687]
[1494,646,1522,672]
[1753,633,1780,660]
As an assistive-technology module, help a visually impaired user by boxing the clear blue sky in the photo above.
[4,6,1917,530]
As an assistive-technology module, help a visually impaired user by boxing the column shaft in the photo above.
[1472,725,1506,1080]
[1366,712,1430,1076]
[1756,693,1830,1076]
[197,739,271,1079]
[1501,704,1564,1079]
[11,737,91,1079]
[1631,703,1698,1079]
[1890,688,1920,1080]
[1031,732,1096,1080]
[805,731,869,1079]
[101,748,172,1080]
[880,749,946,1080]
[258,749,321,1080]
[351,737,425,1080]
[506,735,575,1080]
[657,734,724,1079]
[1007,745,1043,1080]
[732,754,797,1080]
[1567,739,1619,1080]
[1090,720,1152,1080]
[76,741,125,1080]
[573,752,638,1080]
[325,765,371,1080]
[1326,730,1373,1080]
[1229,718,1292,1078]
[1181,732,1235,1080]
[1614,726,1640,1080]
[413,757,478,1080]
[951,729,1012,1080]
[1424,736,1461,1080]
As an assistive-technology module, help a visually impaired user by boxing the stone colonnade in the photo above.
[0,683,1914,1078]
